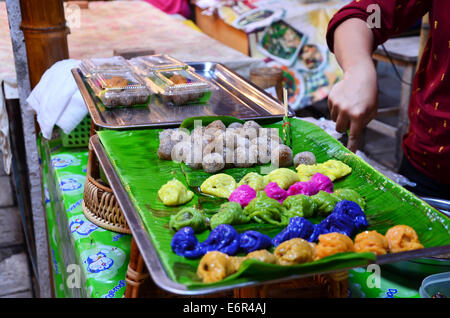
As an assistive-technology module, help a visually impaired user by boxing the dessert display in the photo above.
[157,120,293,173]
[151,118,429,285]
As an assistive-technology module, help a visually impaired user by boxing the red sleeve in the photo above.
[326,0,431,53]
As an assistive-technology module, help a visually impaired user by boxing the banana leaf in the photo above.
[97,117,450,290]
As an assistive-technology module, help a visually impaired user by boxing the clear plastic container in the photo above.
[419,272,450,298]
[145,68,216,106]
[133,54,187,71]
[80,56,131,76]
[87,71,151,108]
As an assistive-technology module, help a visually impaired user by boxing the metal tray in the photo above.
[73,62,293,129]
[90,134,450,296]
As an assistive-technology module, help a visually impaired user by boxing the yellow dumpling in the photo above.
[200,173,236,198]
[237,172,267,191]
[158,179,194,206]
[296,159,352,182]
[263,168,299,190]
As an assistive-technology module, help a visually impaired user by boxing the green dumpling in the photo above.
[169,207,208,233]
[334,188,365,209]
[243,192,288,226]
[210,201,250,229]
[282,194,317,219]
[310,191,339,217]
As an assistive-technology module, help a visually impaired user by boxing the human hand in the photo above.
[328,60,378,152]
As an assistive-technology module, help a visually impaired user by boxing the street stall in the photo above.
[2,1,450,300]
[68,50,449,298]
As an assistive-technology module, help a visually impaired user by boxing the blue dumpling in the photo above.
[272,217,315,246]
[239,230,273,254]
[201,224,240,256]
[332,200,368,230]
[320,212,356,237]
[171,227,205,259]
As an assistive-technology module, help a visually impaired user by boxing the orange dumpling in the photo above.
[274,238,316,265]
[385,225,423,253]
[354,231,389,255]
[315,232,354,259]
[197,251,235,283]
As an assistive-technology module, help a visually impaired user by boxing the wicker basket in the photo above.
[82,149,131,234]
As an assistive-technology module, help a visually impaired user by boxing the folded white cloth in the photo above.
[26,59,87,139]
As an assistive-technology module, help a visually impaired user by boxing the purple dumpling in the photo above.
[287,181,319,196]
[264,182,288,204]
[310,173,333,193]
[229,184,257,208]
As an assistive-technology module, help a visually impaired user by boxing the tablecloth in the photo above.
[39,136,132,298]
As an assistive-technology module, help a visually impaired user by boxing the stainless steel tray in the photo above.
[74,62,292,129]
[90,134,450,296]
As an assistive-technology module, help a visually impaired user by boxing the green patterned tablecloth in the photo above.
[348,267,421,298]
[39,136,132,298]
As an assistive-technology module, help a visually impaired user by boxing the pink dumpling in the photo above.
[287,181,319,196]
[264,182,288,204]
[229,184,257,207]
[310,173,333,193]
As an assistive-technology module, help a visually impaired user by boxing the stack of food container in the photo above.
[80,54,217,108]
[130,54,217,106]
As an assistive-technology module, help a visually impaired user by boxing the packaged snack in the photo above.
[87,71,150,108]
[145,68,217,106]
[132,54,188,71]
[80,56,131,76]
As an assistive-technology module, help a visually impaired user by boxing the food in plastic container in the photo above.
[146,68,216,106]
[419,272,450,298]
[87,71,151,108]
[132,54,188,71]
[80,56,131,76]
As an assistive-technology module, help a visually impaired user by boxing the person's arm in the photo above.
[326,0,431,152]
[328,18,378,152]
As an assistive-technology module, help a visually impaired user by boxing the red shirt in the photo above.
[326,0,450,185]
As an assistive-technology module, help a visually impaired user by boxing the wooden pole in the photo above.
[19,0,69,89]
